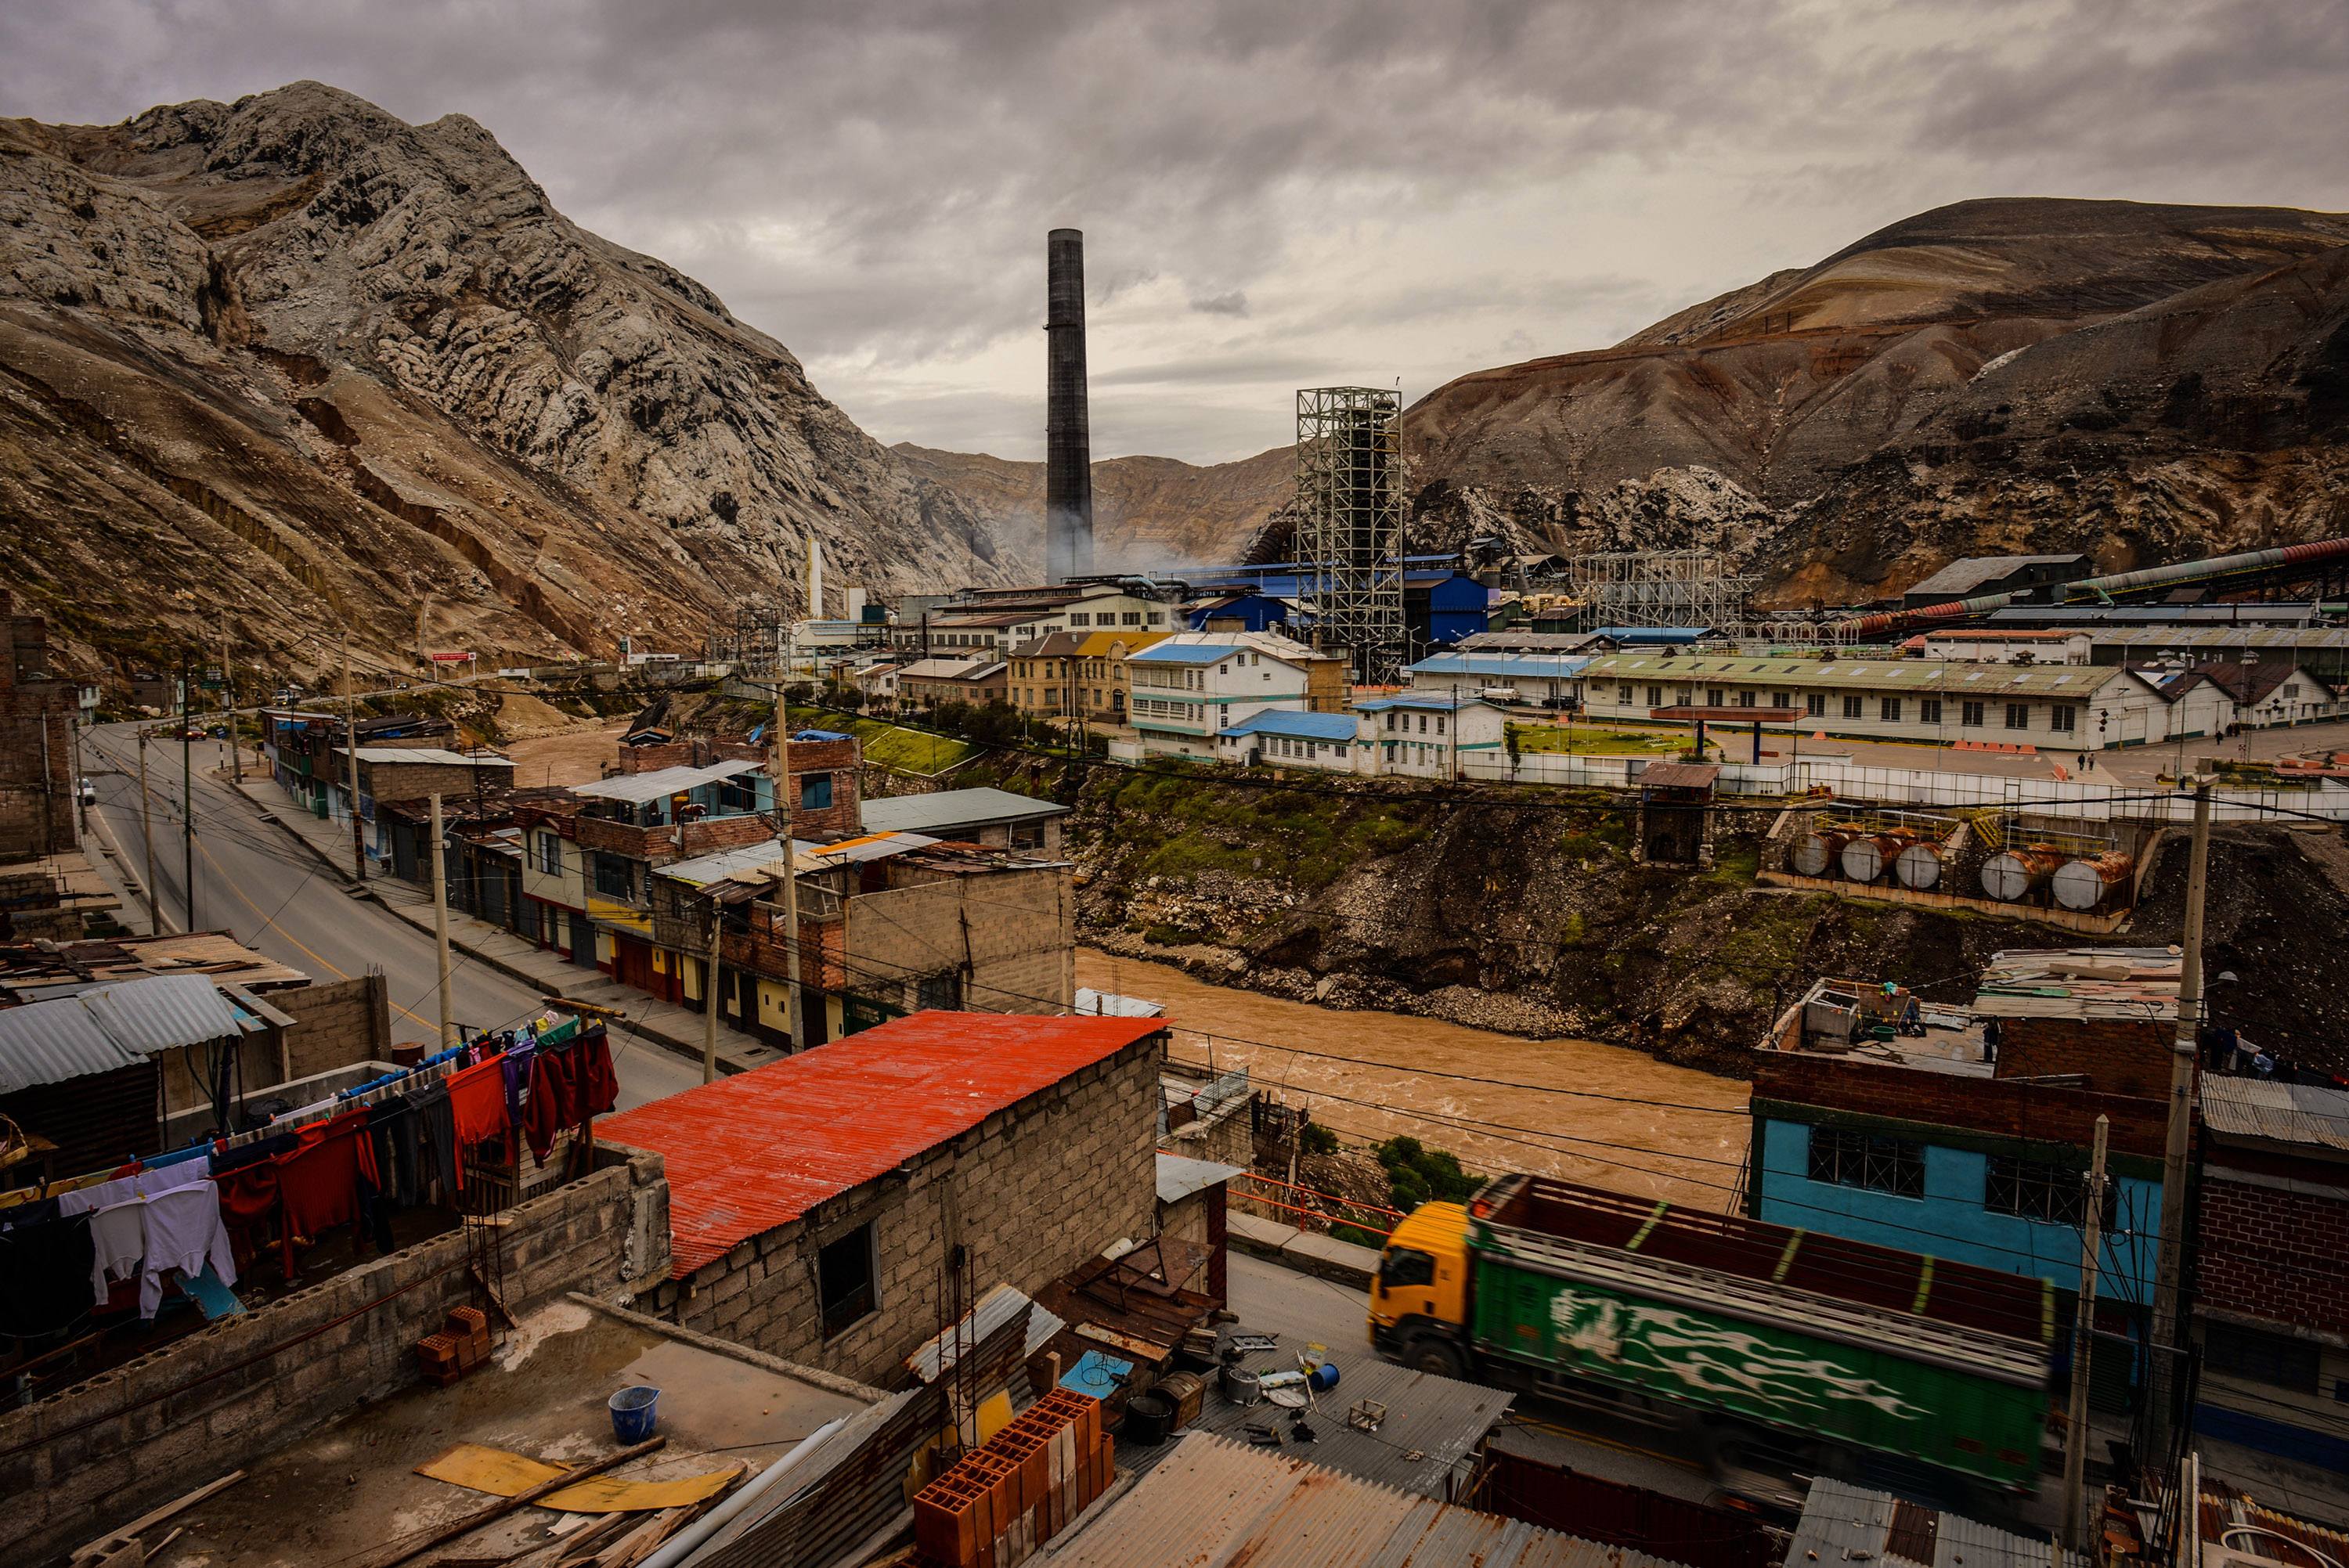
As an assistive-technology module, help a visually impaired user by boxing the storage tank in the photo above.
[1894,840,1943,890]
[1979,847,2063,902]
[1839,834,1911,883]
[2051,852,2134,911]
[1789,831,1854,878]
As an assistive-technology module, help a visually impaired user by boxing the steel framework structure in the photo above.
[1296,387,1405,683]
[1568,549,1758,630]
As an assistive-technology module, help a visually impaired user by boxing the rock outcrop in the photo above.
[0,82,1006,681]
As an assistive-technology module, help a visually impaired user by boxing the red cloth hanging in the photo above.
[215,1162,292,1278]
[447,1056,511,1151]
[572,1029,619,1120]
[273,1108,378,1241]
[523,1050,576,1168]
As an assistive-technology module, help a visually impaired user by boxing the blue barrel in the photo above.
[609,1385,660,1443]
[1307,1362,1340,1393]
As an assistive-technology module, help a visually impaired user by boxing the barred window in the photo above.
[2006,703,2031,730]
[1806,694,1826,716]
[1961,701,1985,727]
[1881,697,1902,723]
[1808,1127,1924,1198]
[1920,697,1943,725]
[1985,1154,2105,1227]
[2051,705,2077,733]
[1842,695,1864,719]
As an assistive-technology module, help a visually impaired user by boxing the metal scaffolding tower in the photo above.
[1296,387,1405,684]
[1567,549,1757,630]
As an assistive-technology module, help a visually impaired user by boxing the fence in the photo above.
[1229,1169,1403,1242]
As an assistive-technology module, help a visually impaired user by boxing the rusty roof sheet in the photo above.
[595,1011,1164,1277]
[1971,946,2183,1022]
[2200,1076,2349,1152]
[1052,1433,1689,1568]
[1639,762,1721,789]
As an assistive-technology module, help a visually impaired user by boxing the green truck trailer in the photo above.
[1367,1174,2055,1493]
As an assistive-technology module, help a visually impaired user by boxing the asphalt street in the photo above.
[74,721,702,1112]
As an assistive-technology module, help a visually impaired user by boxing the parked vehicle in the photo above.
[1368,1174,2054,1494]
[77,777,96,806]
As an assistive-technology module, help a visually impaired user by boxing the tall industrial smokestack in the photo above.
[1045,228,1094,585]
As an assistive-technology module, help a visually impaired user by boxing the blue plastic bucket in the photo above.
[609,1385,660,1443]
[1307,1362,1341,1393]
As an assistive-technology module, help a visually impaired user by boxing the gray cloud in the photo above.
[2,0,2342,463]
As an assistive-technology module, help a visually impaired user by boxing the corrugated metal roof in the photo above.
[1074,987,1164,1018]
[343,747,490,765]
[903,1282,1067,1382]
[1128,643,1244,664]
[1784,1477,2090,1568]
[1054,1433,1687,1568]
[1971,946,2182,1022]
[79,974,247,1055]
[1156,1152,1245,1203]
[596,1012,1166,1276]
[1119,1354,1514,1498]
[2201,1076,2349,1151]
[572,759,763,804]
[2095,625,2349,651]
[1904,554,2091,597]
[652,837,793,888]
[789,831,940,871]
[857,788,1069,834]
[1218,710,1359,741]
[0,993,143,1092]
[1405,652,1594,679]
[1584,652,2142,699]
[1641,762,1722,788]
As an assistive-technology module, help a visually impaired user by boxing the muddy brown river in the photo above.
[1077,950,1750,1211]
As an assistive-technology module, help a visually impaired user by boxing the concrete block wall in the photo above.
[0,1150,668,1565]
[627,1035,1161,1389]
[279,973,392,1083]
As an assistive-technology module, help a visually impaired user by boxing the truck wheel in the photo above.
[1406,1339,1467,1379]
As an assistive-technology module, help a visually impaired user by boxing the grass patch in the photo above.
[1513,725,1686,755]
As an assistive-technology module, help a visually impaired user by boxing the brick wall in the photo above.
[1753,1053,2170,1158]
[1995,1016,2178,1098]
[0,1150,669,1565]
[357,759,517,803]
[2199,1159,2349,1339]
[676,814,778,859]
[785,737,861,838]
[621,1034,1161,1389]
[279,974,392,1082]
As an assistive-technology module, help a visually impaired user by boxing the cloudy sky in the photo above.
[5,1,2344,466]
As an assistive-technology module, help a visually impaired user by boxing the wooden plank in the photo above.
[70,1471,247,1563]
[1073,1321,1171,1361]
[352,1439,666,1568]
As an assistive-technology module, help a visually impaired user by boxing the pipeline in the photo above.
[1835,535,2349,640]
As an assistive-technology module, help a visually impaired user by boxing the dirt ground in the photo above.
[503,722,625,788]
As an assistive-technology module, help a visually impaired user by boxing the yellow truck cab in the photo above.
[1366,1199,1473,1375]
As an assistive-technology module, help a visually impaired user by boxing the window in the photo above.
[1920,697,1943,725]
[1961,701,1985,727]
[1147,611,1164,625]
[1070,613,1090,626]
[1378,1248,1436,1292]
[2206,1322,2319,1393]
[801,774,834,811]
[1738,690,1756,708]
[1647,685,1663,706]
[1250,654,1261,666]
[1417,715,1429,734]
[1806,694,1826,717]
[1986,1154,2109,1227]
[1010,823,1045,849]
[536,833,563,875]
[1434,717,1445,735]
[1842,695,1864,719]
[2005,703,2030,730]
[1123,612,1142,625]
[2051,705,2077,733]
[1618,683,1633,703]
[2285,683,2300,697]
[1881,697,1902,723]
[1807,1127,1925,1198]
[817,1224,876,1338]
[916,971,962,1011]
[592,852,633,900]
[1706,687,1726,706]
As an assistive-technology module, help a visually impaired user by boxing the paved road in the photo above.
[76,722,702,1112]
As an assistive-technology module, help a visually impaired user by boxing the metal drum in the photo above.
[1220,1365,1261,1405]
[2051,852,2134,911]
[1979,848,2062,902]
[1893,840,1943,890]
[1839,834,1908,883]
[1789,831,1853,878]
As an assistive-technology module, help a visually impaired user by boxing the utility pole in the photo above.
[342,633,366,881]
[137,730,160,934]
[2061,1114,2112,1553]
[222,611,241,783]
[430,792,456,1050]
[2147,781,2212,1460]
[181,651,196,932]
[70,714,87,846]
[770,680,804,1052]
[703,896,723,1084]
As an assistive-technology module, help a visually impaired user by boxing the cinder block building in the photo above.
[597,1012,1165,1389]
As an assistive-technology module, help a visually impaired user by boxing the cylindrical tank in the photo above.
[2051,852,2134,911]
[1894,840,1943,890]
[1790,831,1854,877]
[1840,834,1911,883]
[1980,847,2063,902]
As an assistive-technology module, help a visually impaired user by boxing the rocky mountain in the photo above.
[934,199,2349,603]
[0,82,1007,683]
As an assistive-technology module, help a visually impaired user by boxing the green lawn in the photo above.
[1510,723,1687,755]
[841,717,972,773]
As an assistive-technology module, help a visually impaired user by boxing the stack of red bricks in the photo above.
[416,1305,493,1387]
[913,1390,1111,1568]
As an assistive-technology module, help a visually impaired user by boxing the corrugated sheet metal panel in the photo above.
[573,759,762,804]
[905,1282,1055,1382]
[2201,1076,2349,1150]
[0,993,142,1091]
[1053,1435,1691,1568]
[596,1013,1166,1276]
[1786,1478,2091,1568]
[858,788,1070,834]
[81,974,245,1055]
[1156,1152,1245,1202]
[0,1062,161,1177]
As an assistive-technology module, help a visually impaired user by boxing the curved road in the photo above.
[78,721,700,1111]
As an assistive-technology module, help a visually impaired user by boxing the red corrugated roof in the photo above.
[596,1011,1165,1277]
